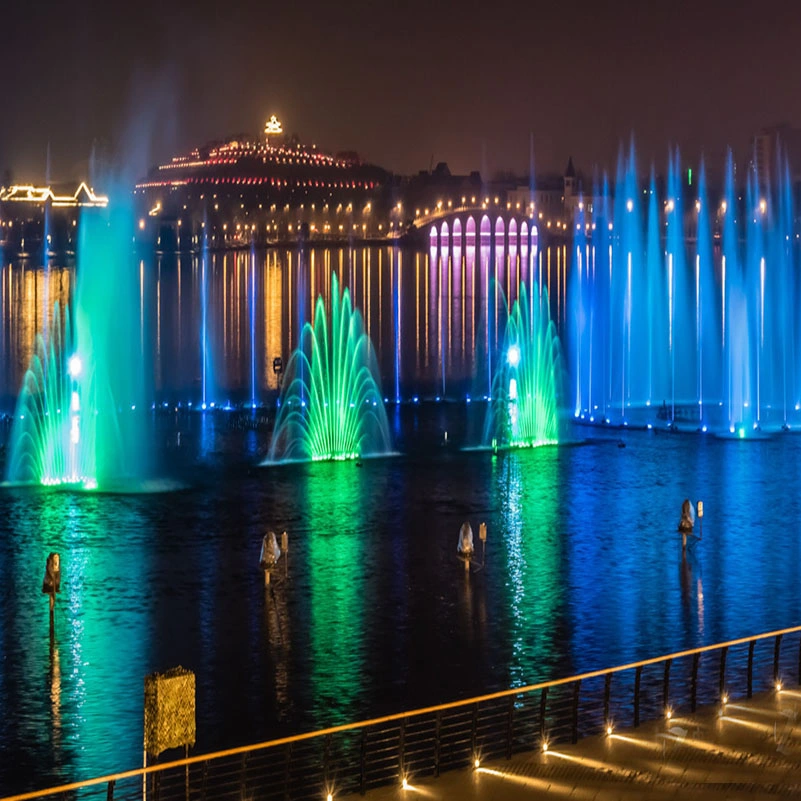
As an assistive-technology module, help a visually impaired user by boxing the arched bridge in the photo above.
[409,207,539,251]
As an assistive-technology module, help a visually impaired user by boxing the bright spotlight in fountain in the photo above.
[507,343,521,368]
[264,273,391,463]
[626,199,633,212]
[67,354,82,378]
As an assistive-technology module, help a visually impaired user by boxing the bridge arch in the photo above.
[480,215,491,246]
[520,219,529,246]
[452,217,462,247]
[440,220,449,242]
[508,218,518,249]
[494,216,505,248]
[465,216,476,244]
[429,226,438,247]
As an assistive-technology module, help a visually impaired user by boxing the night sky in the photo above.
[4,0,800,183]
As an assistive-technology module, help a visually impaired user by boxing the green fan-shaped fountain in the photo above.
[7,303,97,488]
[485,284,563,449]
[265,273,391,463]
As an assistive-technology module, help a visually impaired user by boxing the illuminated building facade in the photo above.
[135,116,391,249]
[0,182,109,255]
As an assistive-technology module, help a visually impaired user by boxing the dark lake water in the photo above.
[1,244,800,793]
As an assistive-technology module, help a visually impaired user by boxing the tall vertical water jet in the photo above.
[249,243,257,408]
[42,145,52,341]
[200,223,212,409]
[7,187,149,487]
[484,283,562,449]
[645,166,664,408]
[569,141,801,435]
[265,273,391,463]
[392,246,401,404]
[695,160,720,425]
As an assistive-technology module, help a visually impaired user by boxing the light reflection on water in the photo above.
[0,243,572,409]
[3,418,801,791]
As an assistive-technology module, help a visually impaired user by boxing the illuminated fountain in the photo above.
[264,273,391,463]
[6,305,96,488]
[6,192,149,488]
[484,283,563,449]
[569,144,798,436]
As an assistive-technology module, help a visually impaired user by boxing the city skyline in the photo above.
[4,0,801,184]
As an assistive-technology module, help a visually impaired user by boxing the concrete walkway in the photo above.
[344,690,801,800]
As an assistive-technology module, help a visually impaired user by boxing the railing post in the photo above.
[434,711,442,777]
[240,752,248,796]
[798,637,801,687]
[662,659,672,712]
[283,743,292,801]
[323,734,332,787]
[603,673,611,727]
[633,666,642,727]
[747,640,755,698]
[539,687,548,743]
[774,634,784,685]
[506,695,514,760]
[471,702,478,761]
[399,718,406,783]
[360,728,367,795]
[106,780,115,801]
[571,680,581,744]
[691,652,700,712]
[719,646,728,698]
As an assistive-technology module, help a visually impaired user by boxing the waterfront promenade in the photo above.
[344,690,801,800]
[4,625,800,801]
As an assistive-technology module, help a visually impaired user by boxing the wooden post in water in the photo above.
[42,552,61,615]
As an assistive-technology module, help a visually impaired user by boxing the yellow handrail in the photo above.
[4,622,800,801]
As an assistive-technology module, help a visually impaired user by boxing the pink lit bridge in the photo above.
[402,205,540,251]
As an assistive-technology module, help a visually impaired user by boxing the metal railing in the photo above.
[5,623,801,801]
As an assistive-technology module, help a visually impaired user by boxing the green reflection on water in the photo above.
[304,462,369,725]
[493,448,563,686]
[3,488,151,787]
